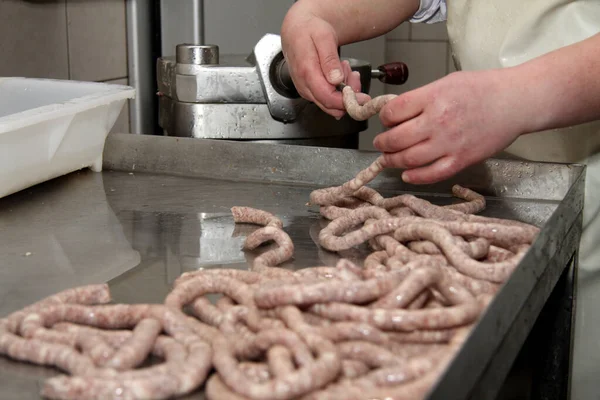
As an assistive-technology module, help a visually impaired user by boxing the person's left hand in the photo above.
[373,69,531,184]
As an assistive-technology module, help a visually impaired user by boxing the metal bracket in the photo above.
[252,34,308,123]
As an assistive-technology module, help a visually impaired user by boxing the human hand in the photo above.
[281,6,370,119]
[373,70,529,184]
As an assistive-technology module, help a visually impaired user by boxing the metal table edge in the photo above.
[426,169,585,400]
[103,134,584,202]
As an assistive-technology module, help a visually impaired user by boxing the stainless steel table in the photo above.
[0,134,585,400]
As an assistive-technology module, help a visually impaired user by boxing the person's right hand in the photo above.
[281,5,369,119]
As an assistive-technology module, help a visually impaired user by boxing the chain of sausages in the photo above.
[341,86,397,121]
[0,157,539,399]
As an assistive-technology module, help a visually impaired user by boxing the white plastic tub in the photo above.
[0,77,135,199]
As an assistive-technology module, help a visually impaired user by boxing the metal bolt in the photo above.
[176,44,219,65]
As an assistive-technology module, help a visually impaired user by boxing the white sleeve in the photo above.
[409,0,447,23]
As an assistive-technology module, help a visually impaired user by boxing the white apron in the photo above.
[445,2,600,398]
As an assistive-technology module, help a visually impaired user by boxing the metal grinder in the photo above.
[156,33,408,149]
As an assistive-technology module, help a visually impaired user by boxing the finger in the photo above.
[341,60,352,80]
[355,92,372,105]
[379,91,425,127]
[285,51,321,103]
[296,43,344,110]
[305,74,345,111]
[341,61,360,91]
[316,101,345,119]
[381,140,444,170]
[372,118,429,153]
[401,156,464,185]
[286,34,343,112]
[291,58,345,114]
[291,74,345,119]
[301,84,345,118]
[347,70,362,93]
[312,30,344,85]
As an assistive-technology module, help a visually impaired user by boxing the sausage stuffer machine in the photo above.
[156,33,408,149]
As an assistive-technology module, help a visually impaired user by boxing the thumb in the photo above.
[314,30,344,85]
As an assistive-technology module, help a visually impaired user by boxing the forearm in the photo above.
[509,32,600,134]
[288,0,419,45]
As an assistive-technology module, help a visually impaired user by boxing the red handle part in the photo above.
[377,62,409,85]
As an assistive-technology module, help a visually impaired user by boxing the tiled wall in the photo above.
[203,0,295,55]
[0,0,130,134]
[385,21,456,94]
[0,1,453,143]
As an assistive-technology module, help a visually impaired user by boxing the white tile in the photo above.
[204,0,294,55]
[106,79,130,134]
[385,41,448,94]
[0,1,69,79]
[386,23,409,40]
[67,0,128,81]
[410,21,448,41]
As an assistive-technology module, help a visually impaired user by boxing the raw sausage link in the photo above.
[0,152,540,400]
[102,318,162,370]
[342,85,397,121]
[254,273,405,308]
[392,223,525,283]
[445,185,486,214]
[232,206,284,228]
[212,329,341,400]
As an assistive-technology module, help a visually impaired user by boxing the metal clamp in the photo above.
[251,34,309,123]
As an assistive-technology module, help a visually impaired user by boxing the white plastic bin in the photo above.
[0,77,135,199]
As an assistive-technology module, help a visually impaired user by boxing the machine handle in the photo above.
[274,59,409,98]
[372,62,409,85]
